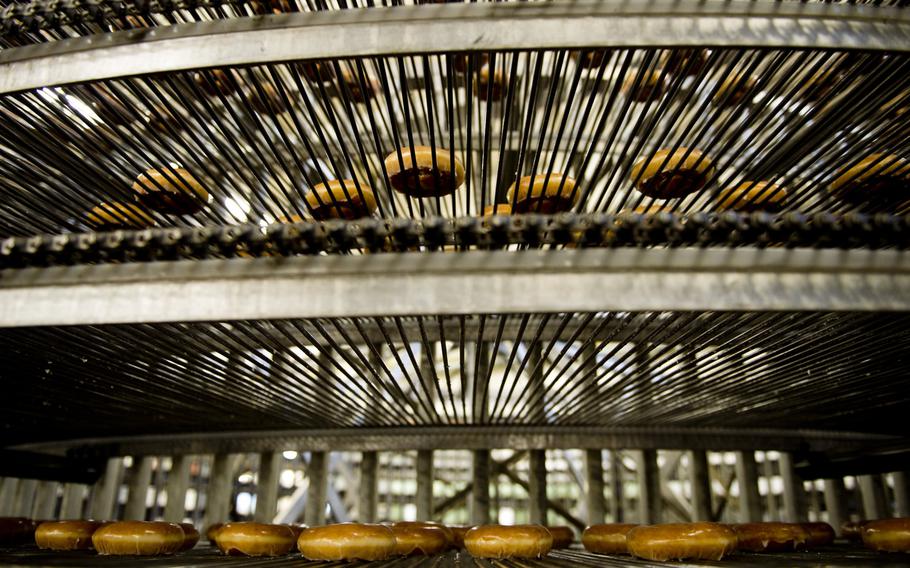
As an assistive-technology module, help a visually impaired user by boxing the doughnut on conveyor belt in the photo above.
[2,546,910,568]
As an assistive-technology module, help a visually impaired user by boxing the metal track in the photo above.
[1,546,910,568]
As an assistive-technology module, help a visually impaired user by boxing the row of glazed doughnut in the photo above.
[582,518,910,561]
[88,145,909,232]
[207,521,573,560]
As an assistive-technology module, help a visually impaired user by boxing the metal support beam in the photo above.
[858,474,888,519]
[637,449,661,524]
[736,451,762,522]
[690,450,712,521]
[416,450,434,521]
[89,458,122,520]
[13,479,37,517]
[824,478,848,533]
[304,451,328,527]
[203,454,238,528]
[359,451,378,523]
[585,449,605,525]
[254,452,280,523]
[528,450,548,524]
[527,342,545,423]
[496,463,586,531]
[124,457,154,521]
[610,450,624,523]
[32,481,57,520]
[780,453,808,523]
[60,484,85,519]
[473,343,492,424]
[163,455,192,522]
[893,472,910,517]
[763,457,778,521]
[0,478,18,515]
[471,450,491,525]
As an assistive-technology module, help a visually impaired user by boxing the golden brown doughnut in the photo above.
[216,522,295,557]
[622,70,666,103]
[132,167,209,215]
[802,522,836,548]
[178,523,199,552]
[627,522,737,562]
[0,518,34,545]
[390,521,450,556]
[507,173,579,214]
[464,524,553,559]
[631,148,715,199]
[474,66,506,102]
[284,524,306,541]
[829,153,910,208]
[92,521,185,556]
[582,523,638,555]
[862,518,910,552]
[306,180,377,220]
[571,49,610,70]
[713,72,757,106]
[450,525,472,548]
[86,202,155,231]
[35,520,106,551]
[297,523,396,561]
[842,520,868,542]
[483,204,513,216]
[385,146,465,198]
[732,522,809,552]
[194,69,236,97]
[716,181,787,212]
[547,526,575,549]
[206,523,224,544]
[661,49,709,77]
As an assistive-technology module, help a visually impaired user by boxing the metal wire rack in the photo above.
[0,3,907,237]
[3,546,910,568]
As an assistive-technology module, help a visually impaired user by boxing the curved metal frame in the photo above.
[1,0,909,93]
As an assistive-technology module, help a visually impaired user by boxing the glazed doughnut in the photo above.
[627,522,737,562]
[0,518,34,545]
[216,522,295,557]
[338,69,378,104]
[194,69,236,97]
[862,518,910,552]
[662,49,709,77]
[298,62,335,84]
[450,526,472,548]
[582,523,638,555]
[716,181,787,212]
[306,180,377,220]
[132,167,209,215]
[92,521,185,556]
[86,202,155,231]
[297,523,396,561]
[713,72,758,106]
[829,153,910,208]
[464,524,553,559]
[507,173,579,214]
[547,526,575,549]
[178,523,199,552]
[571,49,610,70]
[483,204,513,216]
[35,520,106,551]
[390,521,450,555]
[732,522,809,552]
[474,66,506,102]
[622,70,666,103]
[802,522,836,548]
[842,521,867,542]
[631,148,715,199]
[205,523,224,544]
[385,146,465,198]
[284,524,306,541]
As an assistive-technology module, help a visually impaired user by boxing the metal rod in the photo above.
[736,451,762,522]
[32,481,58,520]
[253,451,281,523]
[164,455,192,522]
[0,478,19,516]
[359,451,378,523]
[89,458,123,521]
[637,449,661,524]
[585,449,605,525]
[124,456,154,521]
[824,478,848,534]
[415,449,433,521]
[471,449,491,525]
[690,450,712,522]
[609,451,623,523]
[13,479,37,518]
[203,454,237,527]
[528,449,548,524]
[304,451,328,526]
[858,474,888,519]
[893,472,910,518]
[780,452,807,523]
[60,484,85,519]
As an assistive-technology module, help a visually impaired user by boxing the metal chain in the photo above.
[2,212,908,270]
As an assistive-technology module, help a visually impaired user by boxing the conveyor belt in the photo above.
[2,546,910,568]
